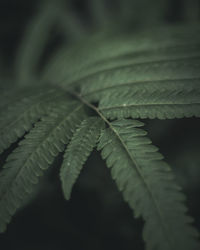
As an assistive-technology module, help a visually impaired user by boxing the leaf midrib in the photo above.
[70,90,174,249]
[108,124,174,250]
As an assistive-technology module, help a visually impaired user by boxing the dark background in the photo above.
[0,0,200,249]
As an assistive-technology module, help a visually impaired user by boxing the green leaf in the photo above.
[0,87,69,154]
[80,56,200,102]
[43,25,200,89]
[98,119,200,250]
[98,79,200,119]
[60,117,105,200]
[0,100,87,232]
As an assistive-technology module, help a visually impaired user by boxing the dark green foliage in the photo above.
[0,88,67,153]
[98,119,199,250]
[0,98,87,232]
[0,1,200,250]
[60,117,105,200]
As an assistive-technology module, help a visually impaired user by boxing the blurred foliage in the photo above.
[0,0,200,249]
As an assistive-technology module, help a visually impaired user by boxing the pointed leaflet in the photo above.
[60,117,105,200]
[98,119,200,250]
[0,100,87,232]
[0,87,68,154]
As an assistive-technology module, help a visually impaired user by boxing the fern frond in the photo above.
[44,26,200,121]
[98,119,200,250]
[43,25,200,88]
[83,44,200,86]
[80,57,200,101]
[0,88,68,154]
[97,79,200,119]
[60,117,105,200]
[0,101,87,232]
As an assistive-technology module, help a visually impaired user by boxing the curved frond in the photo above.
[98,119,200,250]
[80,57,200,102]
[60,117,105,200]
[0,100,87,232]
[42,25,200,88]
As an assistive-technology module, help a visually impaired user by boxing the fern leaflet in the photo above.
[98,119,200,250]
[60,117,105,200]
[98,81,200,119]
[0,101,87,232]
